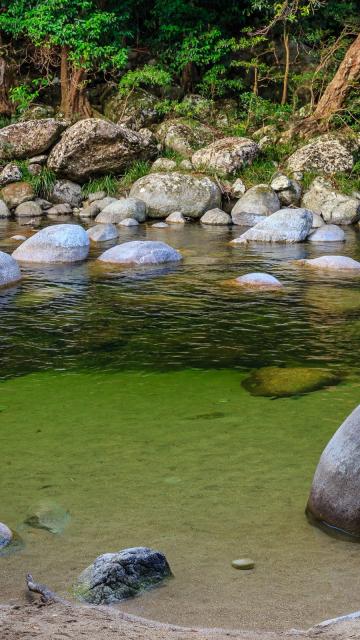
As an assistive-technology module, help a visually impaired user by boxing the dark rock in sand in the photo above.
[242,366,340,398]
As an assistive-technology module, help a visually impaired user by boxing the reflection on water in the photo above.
[1,220,360,631]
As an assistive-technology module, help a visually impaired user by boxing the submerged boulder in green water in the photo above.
[24,500,70,534]
[242,366,340,398]
[74,546,172,604]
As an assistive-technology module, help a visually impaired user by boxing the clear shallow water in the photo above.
[1,219,360,630]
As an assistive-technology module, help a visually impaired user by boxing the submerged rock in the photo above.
[130,172,221,219]
[87,224,118,243]
[308,225,345,242]
[299,255,360,271]
[235,273,283,290]
[24,500,70,534]
[0,523,23,556]
[0,251,21,287]
[231,208,313,244]
[152,222,168,228]
[242,366,340,398]
[97,240,181,265]
[12,224,90,263]
[0,522,12,549]
[75,546,172,604]
[307,404,360,538]
[192,137,259,175]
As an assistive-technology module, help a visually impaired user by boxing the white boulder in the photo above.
[12,224,90,263]
[231,208,313,244]
[97,241,182,265]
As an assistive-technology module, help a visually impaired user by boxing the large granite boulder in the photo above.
[130,172,221,219]
[96,198,146,223]
[0,162,22,188]
[307,404,360,537]
[98,240,181,265]
[0,119,67,161]
[302,178,360,225]
[286,135,357,174]
[50,180,82,208]
[156,119,215,158]
[231,208,313,244]
[1,182,34,209]
[242,366,340,398]
[75,546,172,604]
[12,224,90,263]
[192,137,259,175]
[0,251,21,287]
[231,185,280,227]
[47,119,157,181]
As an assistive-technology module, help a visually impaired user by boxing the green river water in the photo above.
[1,219,360,631]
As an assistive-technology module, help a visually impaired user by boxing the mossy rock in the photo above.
[242,366,341,398]
[24,500,70,534]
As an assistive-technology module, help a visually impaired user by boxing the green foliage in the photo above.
[16,161,56,198]
[117,160,151,191]
[119,65,172,96]
[9,78,51,116]
[82,175,119,198]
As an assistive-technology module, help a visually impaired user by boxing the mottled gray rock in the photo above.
[88,191,106,204]
[98,240,181,265]
[35,198,52,210]
[15,201,43,218]
[0,251,21,287]
[78,204,100,218]
[192,137,259,175]
[24,500,70,534]
[104,90,161,129]
[302,177,360,225]
[47,203,73,215]
[47,118,157,181]
[300,255,360,270]
[51,180,82,208]
[179,159,193,171]
[0,200,11,218]
[12,224,90,263]
[235,273,283,289]
[231,185,280,226]
[270,174,291,191]
[1,182,34,208]
[130,172,221,219]
[307,404,360,536]
[0,119,67,161]
[87,224,118,243]
[0,522,13,549]
[75,546,172,604]
[231,208,313,244]
[156,119,215,158]
[0,162,22,188]
[308,224,345,242]
[118,217,139,227]
[232,178,246,197]
[96,197,118,211]
[28,154,48,165]
[151,158,177,172]
[96,198,146,224]
[165,211,186,224]
[201,208,231,225]
[271,174,302,206]
[287,135,356,174]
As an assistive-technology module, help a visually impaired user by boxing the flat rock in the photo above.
[192,137,259,175]
[87,224,118,243]
[1,182,34,208]
[231,185,280,226]
[96,198,146,223]
[47,118,157,181]
[231,558,255,570]
[201,208,231,225]
[130,172,221,219]
[308,225,345,242]
[12,224,90,263]
[231,208,313,243]
[300,255,360,270]
[0,251,21,287]
[235,273,283,290]
[307,404,360,537]
[0,119,67,161]
[75,546,172,605]
[15,201,43,218]
[242,366,340,398]
[98,240,181,265]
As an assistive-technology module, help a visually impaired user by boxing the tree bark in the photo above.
[59,46,92,119]
[313,32,360,120]
[281,26,290,105]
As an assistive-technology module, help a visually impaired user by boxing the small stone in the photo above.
[87,224,118,243]
[151,158,177,172]
[15,201,43,217]
[88,191,106,204]
[235,273,283,290]
[27,163,42,176]
[118,218,139,227]
[311,212,325,228]
[0,200,11,218]
[34,198,52,210]
[95,197,118,211]
[179,159,193,171]
[10,235,26,241]
[79,204,100,218]
[270,174,291,191]
[232,178,246,197]
[28,154,48,165]
[200,208,231,225]
[166,211,186,224]
[152,222,168,228]
[47,203,72,215]
[0,162,22,188]
[231,558,255,570]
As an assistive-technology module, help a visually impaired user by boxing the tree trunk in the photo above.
[0,56,13,116]
[313,32,360,120]
[59,46,92,119]
[281,26,290,105]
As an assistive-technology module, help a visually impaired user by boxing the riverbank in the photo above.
[1,600,360,640]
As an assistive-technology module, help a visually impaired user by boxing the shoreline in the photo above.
[1,599,360,640]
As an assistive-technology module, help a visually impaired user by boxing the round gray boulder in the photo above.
[118,218,139,227]
[300,255,360,270]
[12,224,90,263]
[231,185,280,227]
[231,208,313,244]
[96,198,146,224]
[307,404,360,537]
[74,546,172,604]
[200,208,231,225]
[308,225,345,242]
[165,211,186,224]
[98,240,182,265]
[0,251,21,287]
[15,201,43,218]
[0,522,12,549]
[235,273,283,289]
[87,224,118,243]
[286,135,356,175]
[130,172,221,219]
[51,180,82,208]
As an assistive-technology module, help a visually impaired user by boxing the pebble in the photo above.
[231,558,255,570]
